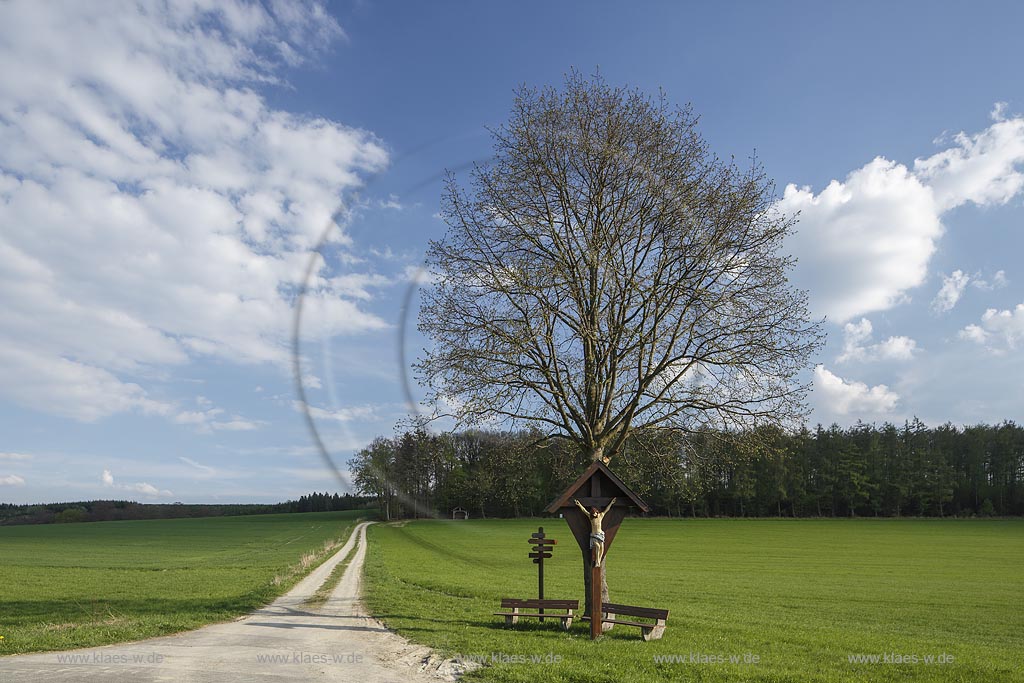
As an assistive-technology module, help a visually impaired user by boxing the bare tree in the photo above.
[417,71,823,465]
[417,71,823,617]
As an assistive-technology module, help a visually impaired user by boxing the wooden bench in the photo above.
[582,602,669,640]
[494,598,579,630]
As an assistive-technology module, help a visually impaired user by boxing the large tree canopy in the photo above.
[418,72,823,463]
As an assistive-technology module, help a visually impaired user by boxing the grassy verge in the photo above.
[0,510,367,655]
[364,518,1024,682]
[305,525,361,609]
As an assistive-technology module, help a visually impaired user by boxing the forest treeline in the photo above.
[349,420,1024,519]
[0,492,374,526]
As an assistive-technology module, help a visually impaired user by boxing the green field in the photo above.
[364,519,1024,682]
[0,510,364,655]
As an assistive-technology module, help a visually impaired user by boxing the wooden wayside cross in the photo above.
[545,461,650,639]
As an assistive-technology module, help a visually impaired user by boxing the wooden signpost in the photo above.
[545,461,650,640]
[529,527,555,621]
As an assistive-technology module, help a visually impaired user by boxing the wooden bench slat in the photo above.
[494,602,575,631]
[585,618,647,626]
[499,598,578,609]
[601,602,669,620]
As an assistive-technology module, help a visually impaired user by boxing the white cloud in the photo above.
[0,344,175,422]
[124,481,173,498]
[0,452,33,461]
[873,336,918,361]
[100,468,172,498]
[914,115,1024,211]
[0,1,389,423]
[932,270,971,314]
[782,112,1024,323]
[932,269,1008,314]
[180,456,216,476]
[378,194,405,210]
[0,474,25,486]
[837,318,917,363]
[214,419,263,431]
[959,304,1024,352]
[173,407,263,433]
[781,158,941,323]
[814,365,900,416]
[971,270,1008,291]
[959,324,989,345]
[293,400,378,423]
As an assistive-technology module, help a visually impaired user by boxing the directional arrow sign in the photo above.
[528,552,553,559]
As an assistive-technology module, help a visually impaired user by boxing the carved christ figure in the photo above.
[574,497,616,567]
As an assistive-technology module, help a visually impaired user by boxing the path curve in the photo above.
[0,521,469,682]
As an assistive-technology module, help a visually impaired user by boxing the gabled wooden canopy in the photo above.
[545,460,649,513]
[546,461,649,556]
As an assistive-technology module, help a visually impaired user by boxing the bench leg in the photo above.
[561,616,573,631]
[642,620,666,641]
[506,608,518,626]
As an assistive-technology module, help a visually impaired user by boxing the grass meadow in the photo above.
[0,510,364,655]
[364,519,1024,683]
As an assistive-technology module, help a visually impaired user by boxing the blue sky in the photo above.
[1,1,1023,504]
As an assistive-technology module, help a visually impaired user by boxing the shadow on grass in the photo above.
[376,612,584,635]
[1,594,275,627]
[390,526,502,570]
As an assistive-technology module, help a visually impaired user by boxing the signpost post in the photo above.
[529,527,555,621]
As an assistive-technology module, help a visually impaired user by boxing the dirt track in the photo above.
[0,522,470,682]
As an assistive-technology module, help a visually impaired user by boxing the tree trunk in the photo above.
[581,550,612,631]
[587,444,608,464]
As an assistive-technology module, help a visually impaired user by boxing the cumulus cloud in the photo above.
[293,400,378,423]
[0,1,389,423]
[971,270,1008,291]
[173,405,264,433]
[781,159,941,322]
[101,468,172,498]
[932,270,971,314]
[814,365,900,416]
[126,482,169,497]
[0,474,26,486]
[932,269,1008,315]
[837,318,917,363]
[914,115,1024,211]
[960,304,1024,352]
[782,112,1024,323]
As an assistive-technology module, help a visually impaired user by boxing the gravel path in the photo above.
[0,522,469,682]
